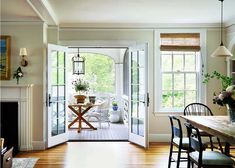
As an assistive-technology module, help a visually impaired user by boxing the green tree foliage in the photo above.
[81,53,115,93]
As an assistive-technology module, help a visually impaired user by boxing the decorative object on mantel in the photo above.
[211,0,233,57]
[72,78,89,103]
[203,70,232,91]
[213,85,235,124]
[13,66,23,84]
[19,48,28,67]
[72,48,85,75]
[0,35,11,80]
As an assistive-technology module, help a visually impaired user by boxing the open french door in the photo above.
[47,44,68,148]
[128,44,149,148]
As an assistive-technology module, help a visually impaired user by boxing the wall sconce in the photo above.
[72,48,85,75]
[19,48,28,67]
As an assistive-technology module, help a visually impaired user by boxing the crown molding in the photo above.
[26,0,58,26]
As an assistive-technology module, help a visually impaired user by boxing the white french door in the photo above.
[47,44,68,148]
[128,43,149,148]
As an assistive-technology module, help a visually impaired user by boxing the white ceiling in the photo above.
[1,0,235,27]
[1,0,41,22]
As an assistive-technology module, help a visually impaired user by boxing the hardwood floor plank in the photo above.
[15,142,234,168]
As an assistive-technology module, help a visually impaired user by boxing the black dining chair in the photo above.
[168,115,190,168]
[184,103,223,152]
[184,122,235,168]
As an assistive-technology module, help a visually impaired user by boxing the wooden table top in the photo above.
[181,116,235,145]
[68,101,104,108]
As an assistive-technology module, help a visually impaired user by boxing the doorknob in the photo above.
[47,94,52,107]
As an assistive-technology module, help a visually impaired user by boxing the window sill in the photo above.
[153,111,184,117]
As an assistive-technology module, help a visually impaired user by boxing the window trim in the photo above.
[154,29,207,113]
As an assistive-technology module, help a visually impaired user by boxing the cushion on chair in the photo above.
[189,151,235,166]
[173,137,189,149]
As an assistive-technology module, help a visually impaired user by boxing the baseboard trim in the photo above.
[149,134,171,142]
[32,141,46,150]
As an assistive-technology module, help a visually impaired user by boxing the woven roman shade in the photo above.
[160,33,200,51]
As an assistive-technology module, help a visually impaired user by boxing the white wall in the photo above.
[1,22,231,147]
[58,27,227,141]
[0,22,45,145]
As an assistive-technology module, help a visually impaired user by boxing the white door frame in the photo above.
[43,40,150,146]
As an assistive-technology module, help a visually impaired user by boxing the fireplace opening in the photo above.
[0,102,19,155]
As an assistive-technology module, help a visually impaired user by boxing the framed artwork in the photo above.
[0,35,11,80]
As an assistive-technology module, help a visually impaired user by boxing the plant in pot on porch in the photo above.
[72,78,89,104]
[112,101,118,111]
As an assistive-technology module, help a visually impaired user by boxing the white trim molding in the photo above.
[32,141,46,150]
[0,84,34,151]
[149,134,171,142]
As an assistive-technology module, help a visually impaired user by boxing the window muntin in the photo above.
[160,51,200,111]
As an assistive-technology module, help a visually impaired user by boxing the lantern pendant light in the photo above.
[211,0,233,57]
[72,48,85,75]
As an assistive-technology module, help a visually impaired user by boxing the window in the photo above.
[156,32,205,112]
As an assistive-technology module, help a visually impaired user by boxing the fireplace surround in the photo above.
[0,84,33,151]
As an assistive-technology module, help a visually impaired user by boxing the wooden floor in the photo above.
[15,142,235,168]
[16,142,173,168]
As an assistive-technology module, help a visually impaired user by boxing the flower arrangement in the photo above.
[72,78,89,94]
[13,67,23,84]
[213,85,235,107]
[213,85,235,108]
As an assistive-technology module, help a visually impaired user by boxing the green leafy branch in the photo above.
[203,71,233,90]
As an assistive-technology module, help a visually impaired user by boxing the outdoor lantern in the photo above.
[72,48,85,75]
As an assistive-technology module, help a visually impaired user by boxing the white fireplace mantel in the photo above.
[0,84,34,151]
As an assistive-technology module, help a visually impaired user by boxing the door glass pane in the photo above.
[131,117,138,134]
[58,102,65,134]
[58,52,65,68]
[130,48,146,137]
[51,103,58,136]
[58,86,65,100]
[58,68,65,85]
[52,68,58,85]
[50,51,66,137]
[138,50,145,68]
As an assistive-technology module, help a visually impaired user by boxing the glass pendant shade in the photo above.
[211,44,233,57]
[72,53,85,75]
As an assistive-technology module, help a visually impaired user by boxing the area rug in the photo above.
[12,158,39,168]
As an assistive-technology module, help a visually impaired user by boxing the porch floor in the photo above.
[68,122,128,140]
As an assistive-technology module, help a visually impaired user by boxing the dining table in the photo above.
[181,115,235,155]
[68,101,103,133]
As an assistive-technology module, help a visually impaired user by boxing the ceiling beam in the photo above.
[26,0,58,25]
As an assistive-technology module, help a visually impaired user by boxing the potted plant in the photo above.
[13,66,23,84]
[112,101,118,111]
[72,78,89,103]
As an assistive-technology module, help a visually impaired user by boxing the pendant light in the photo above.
[211,0,233,57]
[72,48,85,75]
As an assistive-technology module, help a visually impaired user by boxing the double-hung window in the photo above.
[156,32,205,112]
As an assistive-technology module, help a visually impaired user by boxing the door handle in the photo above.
[147,92,150,107]
[48,94,52,107]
